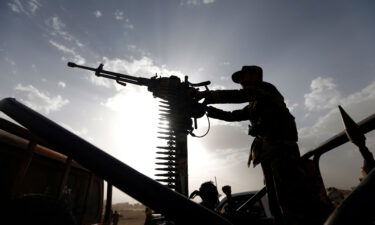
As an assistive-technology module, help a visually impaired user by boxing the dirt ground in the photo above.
[116,210,145,225]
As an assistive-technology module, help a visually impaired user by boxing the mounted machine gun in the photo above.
[67,62,210,196]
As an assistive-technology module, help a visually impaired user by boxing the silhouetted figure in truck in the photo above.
[112,210,120,225]
[222,185,234,214]
[144,207,156,225]
[198,66,331,225]
[189,181,219,211]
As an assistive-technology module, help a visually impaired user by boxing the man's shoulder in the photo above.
[244,81,279,93]
[260,81,277,89]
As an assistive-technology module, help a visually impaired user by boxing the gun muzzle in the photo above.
[67,62,77,67]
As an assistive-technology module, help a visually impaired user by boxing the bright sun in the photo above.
[106,89,160,176]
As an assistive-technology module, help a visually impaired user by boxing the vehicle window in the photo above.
[240,199,266,218]
[21,153,64,197]
[220,194,266,219]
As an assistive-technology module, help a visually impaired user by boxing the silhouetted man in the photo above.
[189,181,219,211]
[199,66,325,225]
[112,210,120,225]
[222,185,234,214]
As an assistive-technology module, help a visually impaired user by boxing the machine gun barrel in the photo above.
[67,62,149,86]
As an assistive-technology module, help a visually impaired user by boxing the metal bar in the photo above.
[58,157,73,200]
[0,98,232,225]
[80,173,94,225]
[0,118,50,148]
[103,183,113,225]
[302,113,375,160]
[236,187,267,212]
[175,133,189,197]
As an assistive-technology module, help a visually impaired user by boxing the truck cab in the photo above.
[217,191,274,225]
[0,118,104,225]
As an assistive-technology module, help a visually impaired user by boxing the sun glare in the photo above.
[106,90,159,176]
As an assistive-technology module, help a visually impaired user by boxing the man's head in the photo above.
[199,181,219,204]
[232,65,263,86]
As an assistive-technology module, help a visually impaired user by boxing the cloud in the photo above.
[124,19,134,30]
[49,40,85,64]
[101,56,183,76]
[94,10,102,18]
[14,84,69,114]
[86,71,112,88]
[285,99,299,113]
[299,80,375,153]
[8,0,41,16]
[45,16,83,47]
[181,0,216,5]
[5,57,16,66]
[201,123,250,151]
[28,0,41,14]
[59,122,94,142]
[113,10,134,30]
[304,77,341,111]
[58,81,66,88]
[114,10,124,20]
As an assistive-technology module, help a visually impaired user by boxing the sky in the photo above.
[1,0,375,203]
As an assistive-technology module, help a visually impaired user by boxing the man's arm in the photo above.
[204,89,253,104]
[207,106,249,122]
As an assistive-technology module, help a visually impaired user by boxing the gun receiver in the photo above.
[67,62,209,118]
[68,61,210,196]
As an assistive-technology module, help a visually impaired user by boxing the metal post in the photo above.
[175,133,188,196]
[58,157,73,200]
[103,183,113,225]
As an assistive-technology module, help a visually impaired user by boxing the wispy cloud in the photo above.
[45,16,83,47]
[114,10,124,20]
[124,19,134,30]
[180,0,216,6]
[58,81,66,88]
[304,77,341,111]
[5,57,16,66]
[8,0,41,16]
[14,84,69,114]
[285,100,299,113]
[113,10,134,30]
[94,10,102,18]
[49,40,85,64]
[87,72,112,88]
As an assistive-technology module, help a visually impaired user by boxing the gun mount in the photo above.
[68,62,210,196]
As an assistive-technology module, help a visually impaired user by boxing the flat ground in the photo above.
[116,209,145,225]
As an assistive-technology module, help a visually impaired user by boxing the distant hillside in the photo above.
[112,202,145,211]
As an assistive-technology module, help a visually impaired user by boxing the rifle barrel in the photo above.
[68,62,149,86]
